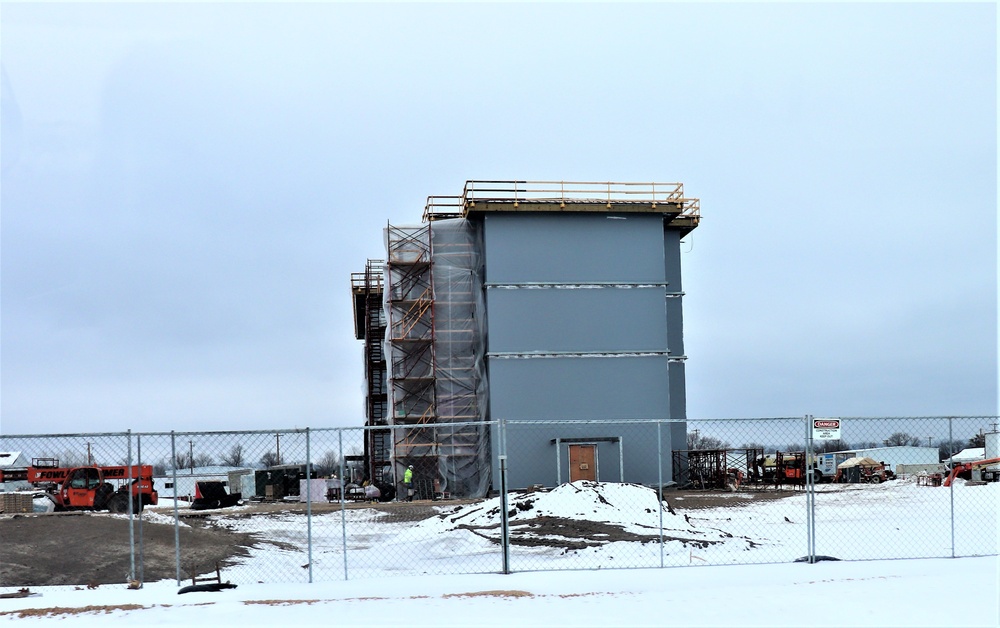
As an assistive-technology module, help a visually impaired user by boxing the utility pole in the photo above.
[86,442,92,465]
[275,433,282,466]
[927,437,933,447]
[189,440,194,474]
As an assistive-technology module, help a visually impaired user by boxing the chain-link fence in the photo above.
[1,416,997,587]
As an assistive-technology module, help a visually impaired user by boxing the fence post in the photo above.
[804,416,814,564]
[126,430,135,581]
[306,428,313,583]
[339,429,348,581]
[171,431,181,585]
[618,436,624,482]
[810,417,818,561]
[555,437,562,486]
[499,454,510,575]
[812,416,819,561]
[657,420,664,569]
[137,434,145,587]
[948,417,955,558]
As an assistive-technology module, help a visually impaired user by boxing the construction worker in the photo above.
[403,464,414,502]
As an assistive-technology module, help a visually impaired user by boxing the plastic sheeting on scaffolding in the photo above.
[430,218,491,498]
[382,219,491,498]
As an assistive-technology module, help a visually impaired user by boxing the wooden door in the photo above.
[568,444,597,482]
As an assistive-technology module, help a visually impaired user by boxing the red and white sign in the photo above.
[813,418,841,440]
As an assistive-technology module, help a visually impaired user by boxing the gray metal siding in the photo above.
[663,228,688,421]
[488,356,670,420]
[663,228,684,357]
[483,213,666,283]
[493,422,674,489]
[479,212,687,490]
[486,287,667,353]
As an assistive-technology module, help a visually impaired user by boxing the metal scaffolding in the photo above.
[350,260,391,489]
[384,225,437,494]
[672,448,765,490]
[379,220,492,499]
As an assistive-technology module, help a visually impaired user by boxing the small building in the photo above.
[850,446,939,472]
[154,466,253,501]
[0,451,29,471]
[949,447,985,464]
[254,464,314,500]
[0,451,31,492]
[985,433,999,476]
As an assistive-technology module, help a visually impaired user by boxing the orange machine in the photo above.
[943,457,1000,487]
[2,458,158,513]
[764,451,807,485]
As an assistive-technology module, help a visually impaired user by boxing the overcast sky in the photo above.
[1,3,996,436]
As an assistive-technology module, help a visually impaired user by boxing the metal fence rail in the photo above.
[1,416,996,588]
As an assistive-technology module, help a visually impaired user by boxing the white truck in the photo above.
[814,452,852,481]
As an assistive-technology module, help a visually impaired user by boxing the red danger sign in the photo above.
[813,418,841,440]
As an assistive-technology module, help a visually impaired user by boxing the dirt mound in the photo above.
[0,512,254,587]
[419,481,762,551]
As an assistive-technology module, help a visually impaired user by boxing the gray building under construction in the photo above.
[352,181,700,498]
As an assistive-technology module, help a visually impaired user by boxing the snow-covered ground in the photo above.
[193,478,999,581]
[0,557,996,627]
[1,479,997,626]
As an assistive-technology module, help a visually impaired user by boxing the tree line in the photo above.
[149,445,356,477]
[687,430,987,460]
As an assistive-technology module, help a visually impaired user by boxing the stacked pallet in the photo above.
[0,493,34,514]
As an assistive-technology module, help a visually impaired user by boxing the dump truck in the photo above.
[0,458,158,513]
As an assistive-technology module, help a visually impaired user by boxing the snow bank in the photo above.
[413,481,763,553]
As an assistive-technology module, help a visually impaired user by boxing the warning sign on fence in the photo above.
[812,418,841,440]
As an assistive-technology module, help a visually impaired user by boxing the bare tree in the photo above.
[260,451,280,468]
[968,432,986,448]
[313,450,341,477]
[883,432,921,447]
[39,449,88,468]
[853,441,881,450]
[193,453,215,468]
[173,451,193,470]
[937,439,965,461]
[687,431,729,450]
[221,444,245,467]
[815,439,851,453]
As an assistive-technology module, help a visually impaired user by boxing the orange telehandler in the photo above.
[942,457,1000,487]
[0,458,158,513]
